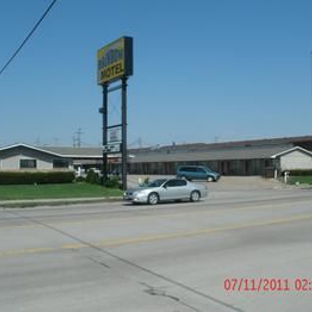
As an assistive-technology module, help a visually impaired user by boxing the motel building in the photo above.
[0,136,312,178]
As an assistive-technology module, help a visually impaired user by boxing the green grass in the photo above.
[0,183,123,200]
[288,176,312,185]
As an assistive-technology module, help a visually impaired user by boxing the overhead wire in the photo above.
[0,0,58,78]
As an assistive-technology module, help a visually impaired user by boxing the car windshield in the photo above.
[147,179,167,187]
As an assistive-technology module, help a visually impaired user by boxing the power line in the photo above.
[0,0,58,78]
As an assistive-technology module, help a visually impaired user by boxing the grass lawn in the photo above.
[289,176,312,185]
[0,183,123,200]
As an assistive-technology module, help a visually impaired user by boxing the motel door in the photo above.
[221,161,229,175]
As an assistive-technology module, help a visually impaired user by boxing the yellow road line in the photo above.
[97,212,312,247]
[1,212,312,258]
[1,199,310,230]
[0,246,58,257]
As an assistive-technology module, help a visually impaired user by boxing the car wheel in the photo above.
[190,191,200,202]
[207,176,213,182]
[147,192,159,205]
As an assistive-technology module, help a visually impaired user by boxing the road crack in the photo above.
[6,209,245,312]
[141,282,202,312]
[84,255,110,269]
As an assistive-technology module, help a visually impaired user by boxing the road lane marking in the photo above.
[1,212,312,258]
[1,198,312,230]
[0,246,58,257]
[98,212,312,246]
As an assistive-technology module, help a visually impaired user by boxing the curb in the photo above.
[0,196,123,208]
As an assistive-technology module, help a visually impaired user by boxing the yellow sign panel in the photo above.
[97,37,133,85]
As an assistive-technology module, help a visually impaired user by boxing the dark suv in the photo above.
[176,165,221,182]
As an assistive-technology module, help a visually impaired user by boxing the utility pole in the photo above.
[72,135,77,147]
[76,128,82,147]
[73,128,83,148]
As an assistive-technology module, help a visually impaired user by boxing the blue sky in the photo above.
[1,0,312,147]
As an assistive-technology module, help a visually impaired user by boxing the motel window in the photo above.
[53,159,69,169]
[20,159,37,169]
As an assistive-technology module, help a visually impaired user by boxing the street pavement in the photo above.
[0,177,312,311]
[0,175,301,208]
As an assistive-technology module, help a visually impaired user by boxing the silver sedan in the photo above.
[123,178,208,205]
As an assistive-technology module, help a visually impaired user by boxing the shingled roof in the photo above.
[128,136,312,163]
[128,135,312,154]
[36,146,103,158]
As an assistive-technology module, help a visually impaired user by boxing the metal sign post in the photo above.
[97,36,133,190]
[121,77,128,190]
[101,84,108,183]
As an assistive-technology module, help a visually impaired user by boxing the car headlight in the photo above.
[134,190,148,198]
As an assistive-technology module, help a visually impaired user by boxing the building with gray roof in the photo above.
[128,136,312,176]
[0,136,311,177]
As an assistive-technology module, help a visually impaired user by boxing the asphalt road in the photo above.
[1,178,312,311]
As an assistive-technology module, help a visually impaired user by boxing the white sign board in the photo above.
[108,127,121,144]
[103,143,121,153]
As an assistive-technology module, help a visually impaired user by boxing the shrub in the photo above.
[0,171,75,185]
[104,176,121,189]
[75,176,86,182]
[86,169,101,184]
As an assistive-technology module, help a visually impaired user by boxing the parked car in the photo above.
[123,178,208,205]
[176,165,221,182]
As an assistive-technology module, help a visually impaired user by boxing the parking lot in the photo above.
[1,177,312,312]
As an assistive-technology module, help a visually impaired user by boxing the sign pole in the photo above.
[97,36,133,189]
[121,77,128,190]
[102,83,108,184]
